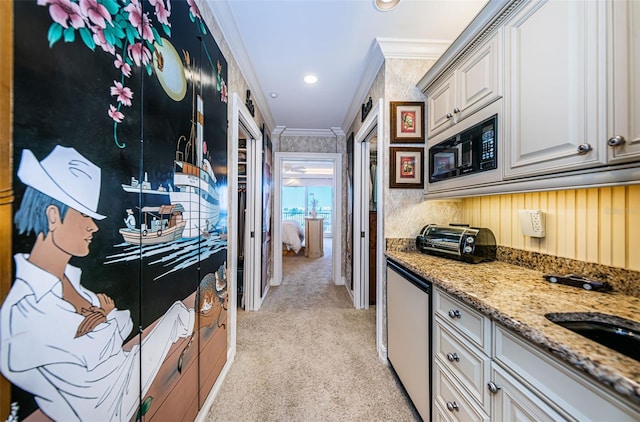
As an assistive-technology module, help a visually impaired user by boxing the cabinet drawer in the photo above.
[494,324,639,421]
[434,319,490,408]
[434,363,490,422]
[434,288,491,352]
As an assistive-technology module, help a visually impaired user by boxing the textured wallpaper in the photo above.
[383,58,462,238]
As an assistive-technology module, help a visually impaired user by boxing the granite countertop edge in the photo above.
[385,250,640,407]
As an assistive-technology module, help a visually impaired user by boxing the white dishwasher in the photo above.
[386,259,431,421]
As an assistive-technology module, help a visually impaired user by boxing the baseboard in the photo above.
[270,277,281,286]
[345,284,354,302]
[378,343,388,363]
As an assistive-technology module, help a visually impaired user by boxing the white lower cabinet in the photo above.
[434,363,489,422]
[493,325,639,421]
[489,363,564,422]
[434,288,491,421]
[433,288,640,421]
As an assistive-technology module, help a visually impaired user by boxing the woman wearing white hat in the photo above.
[1,146,219,421]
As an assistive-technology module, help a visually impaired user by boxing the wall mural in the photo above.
[262,127,272,296]
[3,1,228,420]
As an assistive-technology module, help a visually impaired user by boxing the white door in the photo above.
[352,99,383,316]
[243,135,263,311]
[352,137,370,309]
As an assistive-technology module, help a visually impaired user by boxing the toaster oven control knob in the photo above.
[464,245,473,254]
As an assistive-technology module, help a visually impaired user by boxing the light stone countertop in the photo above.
[385,250,640,407]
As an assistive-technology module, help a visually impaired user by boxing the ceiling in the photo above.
[208,0,489,132]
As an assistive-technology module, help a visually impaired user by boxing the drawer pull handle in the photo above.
[446,352,460,362]
[487,381,501,394]
[446,401,459,412]
[448,309,462,319]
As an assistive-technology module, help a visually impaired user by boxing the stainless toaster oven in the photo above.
[416,224,496,264]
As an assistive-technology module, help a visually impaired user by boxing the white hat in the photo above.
[17,146,106,220]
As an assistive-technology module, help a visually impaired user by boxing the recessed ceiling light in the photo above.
[374,0,400,11]
[269,92,278,98]
[304,74,318,84]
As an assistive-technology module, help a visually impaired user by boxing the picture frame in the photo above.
[390,147,424,189]
[390,101,425,143]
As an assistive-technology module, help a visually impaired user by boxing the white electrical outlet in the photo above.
[519,209,546,238]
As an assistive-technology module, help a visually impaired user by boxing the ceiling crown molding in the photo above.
[330,127,346,137]
[280,128,338,138]
[341,37,450,132]
[376,37,451,59]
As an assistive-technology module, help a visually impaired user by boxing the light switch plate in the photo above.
[519,209,546,238]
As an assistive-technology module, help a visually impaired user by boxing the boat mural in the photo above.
[120,204,186,245]
[170,61,220,238]
[122,172,171,196]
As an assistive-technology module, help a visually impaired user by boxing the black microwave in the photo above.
[429,115,497,183]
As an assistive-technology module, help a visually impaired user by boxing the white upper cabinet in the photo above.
[427,30,503,139]
[419,0,640,199]
[607,0,640,164]
[503,0,607,179]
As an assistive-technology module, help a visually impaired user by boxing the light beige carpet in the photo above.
[206,240,419,421]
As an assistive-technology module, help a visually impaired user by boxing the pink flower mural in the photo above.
[110,81,134,106]
[37,0,213,148]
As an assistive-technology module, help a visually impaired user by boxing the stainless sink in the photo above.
[545,312,640,362]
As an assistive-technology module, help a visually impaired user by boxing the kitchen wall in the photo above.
[379,58,463,238]
[461,186,640,272]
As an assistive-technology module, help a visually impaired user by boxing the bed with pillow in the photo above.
[282,220,304,254]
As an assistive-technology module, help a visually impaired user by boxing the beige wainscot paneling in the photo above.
[461,187,640,271]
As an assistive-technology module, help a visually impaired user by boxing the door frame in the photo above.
[229,93,263,346]
[273,152,342,287]
[352,99,385,356]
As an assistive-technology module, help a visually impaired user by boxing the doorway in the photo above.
[351,99,384,357]
[229,93,263,355]
[273,152,342,287]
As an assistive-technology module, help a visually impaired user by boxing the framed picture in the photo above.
[390,147,424,189]
[390,101,425,143]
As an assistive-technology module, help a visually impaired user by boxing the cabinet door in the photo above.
[504,0,606,178]
[490,364,565,422]
[427,31,502,140]
[427,73,456,138]
[457,30,502,121]
[608,0,640,163]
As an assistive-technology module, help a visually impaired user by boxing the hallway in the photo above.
[206,243,419,421]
